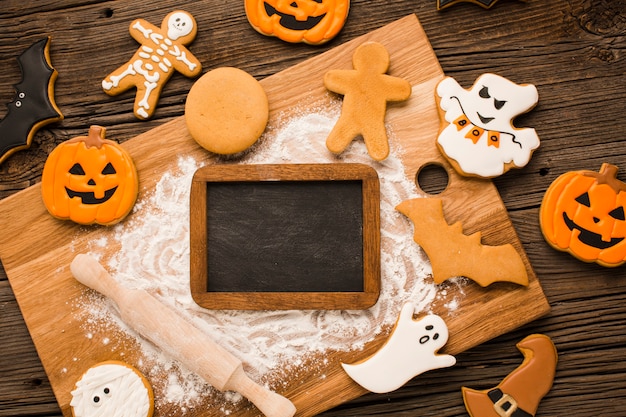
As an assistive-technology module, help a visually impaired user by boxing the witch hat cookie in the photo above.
[462,334,557,417]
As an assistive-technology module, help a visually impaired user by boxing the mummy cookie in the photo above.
[41,126,138,226]
[102,10,202,120]
[244,0,350,45]
[436,73,539,178]
[70,360,154,417]
[463,334,557,417]
[324,41,411,161]
[342,303,455,393]
[185,67,268,155]
[540,163,626,267]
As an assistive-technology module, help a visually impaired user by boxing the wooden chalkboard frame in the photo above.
[189,163,381,310]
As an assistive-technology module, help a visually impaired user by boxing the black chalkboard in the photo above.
[189,164,380,310]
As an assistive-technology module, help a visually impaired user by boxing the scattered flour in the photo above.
[78,99,455,413]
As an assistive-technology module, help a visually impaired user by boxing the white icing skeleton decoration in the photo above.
[436,73,540,178]
[341,303,456,393]
[70,362,153,417]
[102,10,201,120]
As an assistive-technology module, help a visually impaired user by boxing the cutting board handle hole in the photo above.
[415,163,449,195]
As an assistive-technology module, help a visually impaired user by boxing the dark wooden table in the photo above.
[1,0,625,416]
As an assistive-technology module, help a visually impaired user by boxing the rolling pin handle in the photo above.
[227,365,297,417]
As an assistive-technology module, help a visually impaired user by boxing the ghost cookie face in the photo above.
[436,73,539,178]
[341,303,455,393]
[70,361,154,417]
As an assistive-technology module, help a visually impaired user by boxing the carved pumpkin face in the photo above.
[540,163,626,267]
[244,0,350,44]
[42,126,138,226]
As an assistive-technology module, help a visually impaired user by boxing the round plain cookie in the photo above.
[185,67,268,155]
[70,360,154,417]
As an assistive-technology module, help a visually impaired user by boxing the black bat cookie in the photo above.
[437,0,503,10]
[0,37,63,165]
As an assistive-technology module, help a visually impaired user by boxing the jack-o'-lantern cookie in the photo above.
[245,0,350,45]
[436,73,539,178]
[70,360,154,417]
[540,163,626,267]
[41,125,138,226]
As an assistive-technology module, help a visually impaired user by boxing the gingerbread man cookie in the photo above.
[324,41,411,161]
[102,10,202,120]
[342,303,455,393]
[436,73,539,178]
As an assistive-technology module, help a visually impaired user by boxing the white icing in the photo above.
[70,363,152,417]
[166,11,194,40]
[436,73,539,177]
[342,303,456,393]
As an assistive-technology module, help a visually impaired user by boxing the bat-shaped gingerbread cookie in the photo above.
[0,37,63,165]
[397,198,528,287]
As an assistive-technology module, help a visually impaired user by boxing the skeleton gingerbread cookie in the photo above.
[341,303,456,393]
[102,10,202,120]
[436,73,539,178]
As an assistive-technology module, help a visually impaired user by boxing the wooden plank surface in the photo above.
[1,1,625,416]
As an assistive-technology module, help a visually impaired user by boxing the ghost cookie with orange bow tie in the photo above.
[435,73,539,178]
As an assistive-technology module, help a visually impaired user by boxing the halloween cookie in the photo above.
[0,37,63,165]
[245,0,350,45]
[342,303,455,393]
[462,334,557,417]
[102,10,202,120]
[540,163,626,267]
[324,41,411,161]
[397,198,529,286]
[41,126,138,226]
[437,0,503,10]
[436,73,539,178]
[70,360,154,417]
[184,67,268,155]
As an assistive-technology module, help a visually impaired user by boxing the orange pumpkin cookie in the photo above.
[324,41,411,161]
[41,126,138,226]
[245,0,350,45]
[462,334,557,417]
[397,197,529,286]
[70,360,154,417]
[184,67,268,155]
[540,163,626,267]
[102,10,202,120]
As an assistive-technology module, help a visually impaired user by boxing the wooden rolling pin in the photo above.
[70,253,296,417]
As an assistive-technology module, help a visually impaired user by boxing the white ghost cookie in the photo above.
[436,73,539,178]
[70,361,154,417]
[341,303,456,393]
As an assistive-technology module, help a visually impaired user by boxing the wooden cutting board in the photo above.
[0,14,549,417]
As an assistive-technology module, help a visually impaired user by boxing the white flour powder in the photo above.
[79,99,455,413]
